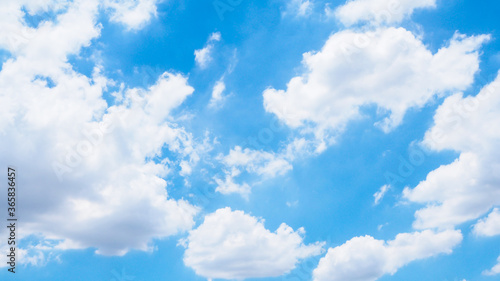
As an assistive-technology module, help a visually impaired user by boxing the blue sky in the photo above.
[1,0,500,280]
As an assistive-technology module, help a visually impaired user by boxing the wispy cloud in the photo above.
[194,31,221,69]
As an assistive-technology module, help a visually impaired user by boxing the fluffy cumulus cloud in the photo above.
[103,0,163,30]
[0,0,199,259]
[194,32,221,69]
[473,208,500,237]
[183,208,324,280]
[263,27,489,145]
[214,168,252,198]
[403,74,500,230]
[313,229,462,281]
[334,0,436,26]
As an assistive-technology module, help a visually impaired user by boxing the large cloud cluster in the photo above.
[0,0,199,258]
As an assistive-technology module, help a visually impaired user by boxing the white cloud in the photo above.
[324,4,334,17]
[483,256,500,276]
[2,240,63,268]
[403,73,500,229]
[194,47,213,68]
[208,78,227,108]
[334,0,436,26]
[0,70,200,257]
[194,31,221,69]
[313,229,462,281]
[179,160,193,176]
[377,223,388,231]
[0,0,161,57]
[0,0,200,260]
[473,208,500,237]
[209,31,221,41]
[213,136,326,199]
[263,27,489,145]
[214,146,292,197]
[0,0,100,67]
[0,1,67,53]
[183,207,324,280]
[284,137,327,157]
[214,168,251,198]
[222,146,293,178]
[283,0,313,18]
[373,184,390,205]
[102,0,162,30]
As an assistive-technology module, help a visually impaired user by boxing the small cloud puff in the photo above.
[195,31,221,69]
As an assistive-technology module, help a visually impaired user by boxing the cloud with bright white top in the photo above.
[403,73,500,230]
[103,0,163,30]
[0,0,200,259]
[334,0,436,26]
[182,207,324,280]
[473,208,500,237]
[263,27,489,147]
[313,230,462,281]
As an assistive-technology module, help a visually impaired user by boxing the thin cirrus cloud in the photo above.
[373,184,391,205]
[282,0,313,18]
[182,207,324,280]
